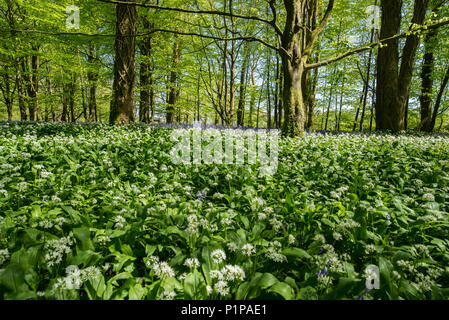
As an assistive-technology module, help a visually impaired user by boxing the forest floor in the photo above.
[0,122,449,300]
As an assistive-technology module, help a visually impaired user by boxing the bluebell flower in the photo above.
[195,191,206,202]
[317,267,328,277]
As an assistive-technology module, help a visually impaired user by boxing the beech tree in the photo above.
[109,0,138,124]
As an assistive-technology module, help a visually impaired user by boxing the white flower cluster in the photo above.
[114,215,126,229]
[0,249,10,265]
[158,290,177,300]
[184,258,200,269]
[241,243,256,256]
[251,197,266,211]
[44,236,73,267]
[396,260,416,274]
[317,275,332,290]
[211,249,227,264]
[145,256,176,279]
[186,214,218,234]
[97,236,111,246]
[269,216,283,232]
[227,242,238,252]
[53,265,101,290]
[265,241,287,263]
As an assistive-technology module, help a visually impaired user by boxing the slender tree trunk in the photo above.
[248,62,256,127]
[61,80,69,122]
[22,51,40,121]
[167,35,180,123]
[429,65,449,131]
[278,69,283,129]
[266,49,272,129]
[16,64,27,121]
[139,12,152,123]
[68,73,76,122]
[110,0,138,125]
[325,68,336,131]
[87,43,98,122]
[237,42,249,127]
[274,55,280,128]
[0,66,14,121]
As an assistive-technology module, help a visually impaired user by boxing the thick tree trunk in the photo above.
[281,55,307,137]
[110,0,137,125]
[376,0,429,131]
[280,0,333,137]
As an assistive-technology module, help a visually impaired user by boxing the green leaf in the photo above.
[183,270,205,299]
[73,227,94,251]
[282,247,311,260]
[129,282,146,300]
[268,282,294,300]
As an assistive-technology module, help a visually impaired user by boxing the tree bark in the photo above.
[16,63,27,121]
[110,0,138,125]
[429,65,449,131]
[138,12,153,123]
[22,50,40,121]
[376,0,429,131]
[280,0,334,137]
[237,42,249,127]
[166,35,180,123]
[87,43,98,122]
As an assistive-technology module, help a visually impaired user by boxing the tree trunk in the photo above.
[429,65,449,131]
[139,13,152,123]
[281,55,307,136]
[167,35,180,124]
[61,81,69,122]
[68,73,76,122]
[248,62,257,127]
[237,42,249,127]
[87,43,98,122]
[109,0,137,125]
[376,0,429,131]
[266,48,272,129]
[0,66,14,121]
[280,0,334,137]
[22,51,40,121]
[16,64,27,121]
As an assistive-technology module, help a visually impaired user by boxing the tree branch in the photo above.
[2,28,279,51]
[97,0,278,31]
[305,18,449,70]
